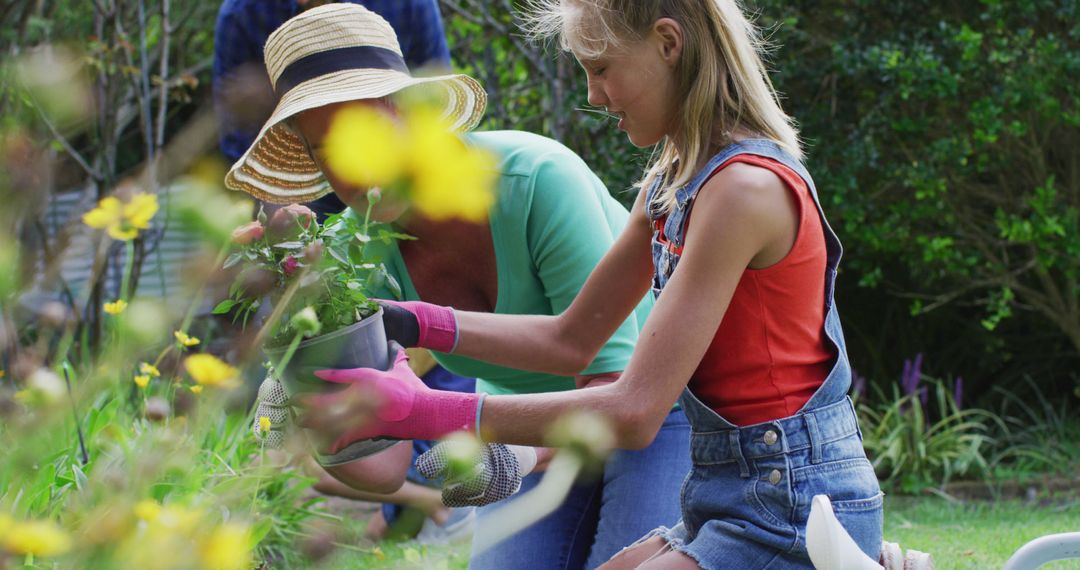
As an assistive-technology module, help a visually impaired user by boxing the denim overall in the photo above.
[644,140,883,569]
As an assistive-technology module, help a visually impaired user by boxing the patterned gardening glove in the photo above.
[252,375,291,449]
[416,443,538,507]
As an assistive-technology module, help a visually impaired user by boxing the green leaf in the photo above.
[72,464,88,491]
[328,246,350,265]
[385,272,402,300]
[212,299,237,314]
[222,252,244,269]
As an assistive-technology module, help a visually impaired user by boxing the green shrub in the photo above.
[988,376,1080,476]
[859,379,998,494]
[753,0,1080,388]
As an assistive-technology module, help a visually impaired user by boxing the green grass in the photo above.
[323,540,470,570]
[886,495,1080,568]
[312,496,1080,568]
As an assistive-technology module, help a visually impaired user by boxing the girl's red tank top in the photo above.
[661,154,837,425]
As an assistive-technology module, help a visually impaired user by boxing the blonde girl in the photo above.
[302,1,884,568]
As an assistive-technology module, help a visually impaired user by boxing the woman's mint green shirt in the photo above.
[365,130,652,396]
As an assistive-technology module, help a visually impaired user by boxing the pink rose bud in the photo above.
[266,204,316,243]
[230,221,264,245]
[282,255,299,276]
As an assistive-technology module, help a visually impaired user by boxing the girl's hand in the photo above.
[296,342,481,454]
[378,300,458,353]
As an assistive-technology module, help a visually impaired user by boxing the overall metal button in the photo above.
[768,469,783,485]
[763,430,778,445]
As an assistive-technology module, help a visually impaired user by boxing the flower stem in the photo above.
[120,240,136,300]
[272,332,304,381]
[251,266,310,352]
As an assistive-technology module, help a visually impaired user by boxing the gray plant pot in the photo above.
[265,307,397,465]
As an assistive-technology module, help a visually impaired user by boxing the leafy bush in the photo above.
[987,376,1080,476]
[752,0,1080,388]
[859,368,998,494]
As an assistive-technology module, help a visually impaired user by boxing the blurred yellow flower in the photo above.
[104,299,128,315]
[1,518,72,557]
[174,330,200,347]
[14,369,65,407]
[140,362,161,377]
[184,354,239,388]
[408,107,496,222]
[323,105,406,188]
[83,193,159,241]
[0,369,5,379]
[134,500,161,522]
[258,416,271,436]
[199,523,252,570]
[134,375,150,389]
[190,385,204,394]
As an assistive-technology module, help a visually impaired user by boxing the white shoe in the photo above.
[904,549,934,570]
[807,495,884,570]
[879,541,903,570]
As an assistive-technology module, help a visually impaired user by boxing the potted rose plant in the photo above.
[218,199,411,462]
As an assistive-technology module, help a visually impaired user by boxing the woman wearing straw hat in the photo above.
[225,4,691,569]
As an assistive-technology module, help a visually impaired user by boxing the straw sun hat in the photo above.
[224,3,487,204]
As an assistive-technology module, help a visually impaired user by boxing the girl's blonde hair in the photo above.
[524,0,802,215]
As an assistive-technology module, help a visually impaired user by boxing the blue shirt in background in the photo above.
[213,0,452,163]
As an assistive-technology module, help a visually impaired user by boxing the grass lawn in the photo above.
[886,495,1080,568]
[316,495,1080,568]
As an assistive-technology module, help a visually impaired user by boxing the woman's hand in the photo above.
[415,443,539,507]
[296,342,481,454]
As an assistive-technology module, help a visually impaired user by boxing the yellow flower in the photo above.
[408,107,496,222]
[2,518,72,557]
[184,354,239,388]
[149,504,201,533]
[258,416,271,436]
[103,299,128,315]
[322,105,407,188]
[133,499,161,522]
[83,193,159,241]
[174,330,200,347]
[134,375,150,389]
[199,523,252,570]
[0,369,5,379]
[139,362,161,377]
[190,385,204,394]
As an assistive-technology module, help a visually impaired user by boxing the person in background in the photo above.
[213,0,451,221]
[213,0,467,543]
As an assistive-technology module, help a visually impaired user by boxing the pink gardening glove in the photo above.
[378,300,458,353]
[297,342,481,455]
